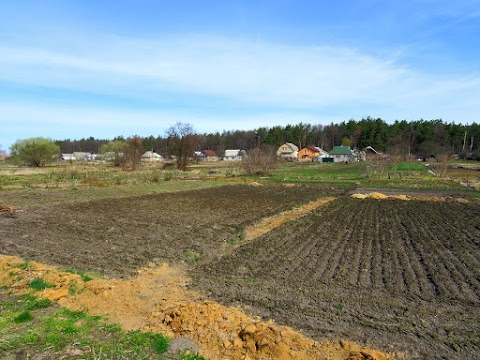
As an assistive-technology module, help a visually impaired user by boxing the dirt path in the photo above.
[243,197,336,242]
[0,255,396,360]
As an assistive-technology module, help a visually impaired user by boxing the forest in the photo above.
[55,117,480,160]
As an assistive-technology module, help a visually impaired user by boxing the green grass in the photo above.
[179,351,206,360]
[16,261,32,270]
[0,292,178,359]
[64,268,94,282]
[14,311,34,323]
[29,278,54,291]
[269,162,368,183]
[396,162,428,172]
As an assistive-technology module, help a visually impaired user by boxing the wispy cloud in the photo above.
[1,31,480,149]
[0,34,426,107]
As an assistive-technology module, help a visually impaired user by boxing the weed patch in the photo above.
[64,268,94,282]
[0,291,171,359]
[14,311,34,323]
[29,278,54,291]
[179,350,206,360]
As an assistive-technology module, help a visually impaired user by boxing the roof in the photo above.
[224,149,242,157]
[141,151,162,159]
[329,145,354,155]
[304,145,320,153]
[73,152,91,157]
[202,150,218,157]
[285,143,299,152]
[364,146,380,154]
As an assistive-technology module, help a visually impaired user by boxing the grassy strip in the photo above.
[0,291,203,360]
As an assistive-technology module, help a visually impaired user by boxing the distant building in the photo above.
[297,146,329,162]
[328,145,356,163]
[0,153,11,162]
[276,143,299,160]
[223,149,246,161]
[141,151,164,162]
[61,152,91,161]
[201,150,220,161]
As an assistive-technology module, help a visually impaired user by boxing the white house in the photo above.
[141,151,164,162]
[223,149,246,161]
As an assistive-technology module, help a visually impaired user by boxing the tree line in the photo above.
[54,118,480,160]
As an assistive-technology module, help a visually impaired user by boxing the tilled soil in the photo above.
[0,184,339,278]
[2,184,479,359]
[190,198,480,359]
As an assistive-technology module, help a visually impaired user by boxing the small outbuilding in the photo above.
[141,151,164,162]
[223,149,246,161]
[328,145,356,163]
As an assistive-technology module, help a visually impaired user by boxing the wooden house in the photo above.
[298,146,328,162]
[276,143,299,160]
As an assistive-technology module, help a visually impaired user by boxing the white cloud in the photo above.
[1,31,480,150]
[0,34,419,107]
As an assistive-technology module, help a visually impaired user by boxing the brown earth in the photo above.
[191,198,480,360]
[0,184,342,278]
[1,184,478,359]
[0,255,394,360]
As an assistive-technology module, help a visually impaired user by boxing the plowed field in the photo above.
[191,198,480,359]
[1,184,479,359]
[0,184,339,277]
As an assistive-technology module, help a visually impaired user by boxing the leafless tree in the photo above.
[167,122,198,171]
[241,146,278,176]
[122,136,144,170]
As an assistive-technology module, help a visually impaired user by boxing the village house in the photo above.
[328,145,356,163]
[199,150,219,161]
[364,146,386,161]
[297,146,328,162]
[276,143,299,160]
[223,149,246,161]
[60,152,91,161]
[0,153,11,162]
[141,151,164,162]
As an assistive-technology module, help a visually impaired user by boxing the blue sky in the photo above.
[1,0,479,151]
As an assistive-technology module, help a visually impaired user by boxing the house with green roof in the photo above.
[328,145,356,163]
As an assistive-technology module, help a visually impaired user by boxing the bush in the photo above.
[241,147,277,176]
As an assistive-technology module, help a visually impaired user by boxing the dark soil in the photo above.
[2,184,479,359]
[0,184,339,278]
[190,198,480,360]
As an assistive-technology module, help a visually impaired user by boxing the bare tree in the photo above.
[241,146,278,176]
[167,122,197,171]
[122,136,144,170]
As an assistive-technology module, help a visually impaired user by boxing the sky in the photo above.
[1,0,480,151]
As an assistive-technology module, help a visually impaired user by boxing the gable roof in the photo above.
[141,151,163,159]
[224,149,242,157]
[364,146,380,154]
[304,145,320,153]
[329,145,354,155]
[285,143,299,152]
[202,150,218,157]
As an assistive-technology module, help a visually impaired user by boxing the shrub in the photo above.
[241,147,277,176]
